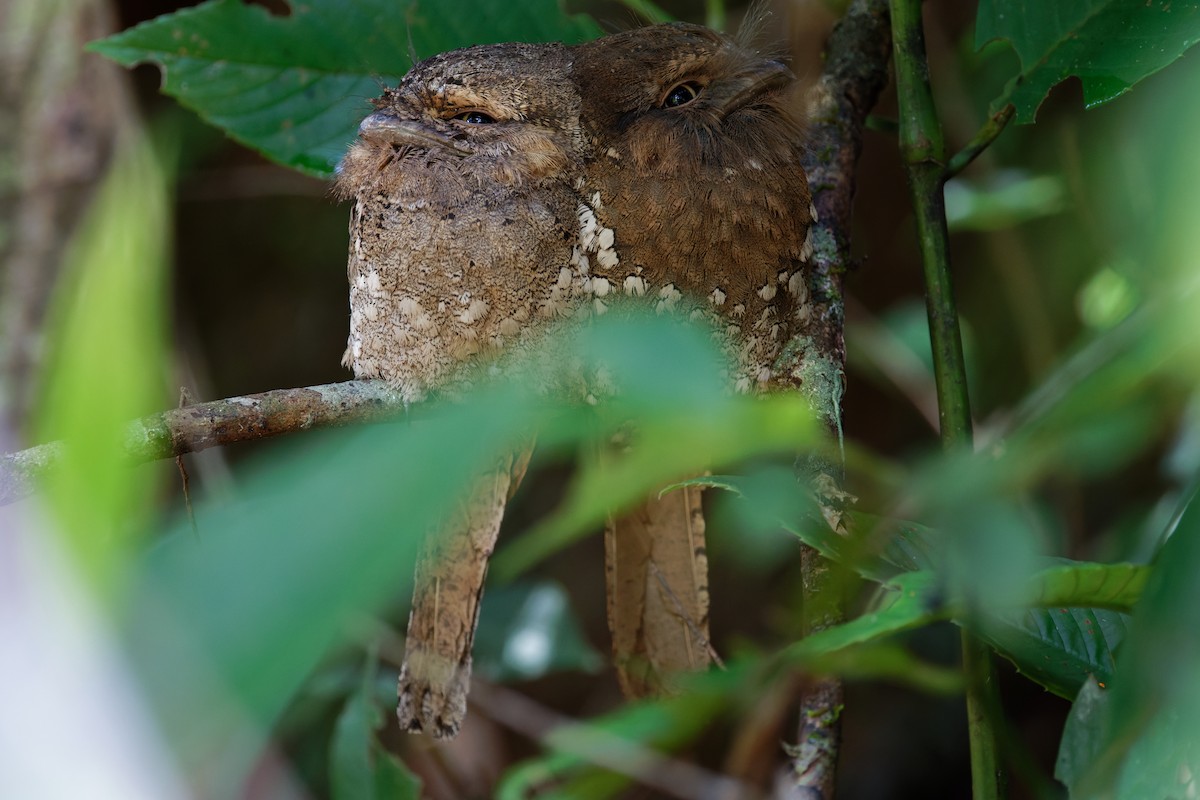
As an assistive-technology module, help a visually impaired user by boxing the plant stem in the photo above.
[615,0,674,24]
[946,103,1015,179]
[705,0,726,31]
[889,0,1004,797]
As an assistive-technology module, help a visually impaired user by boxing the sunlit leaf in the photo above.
[32,134,172,595]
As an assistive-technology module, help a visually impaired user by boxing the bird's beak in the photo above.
[358,111,472,156]
[712,60,794,118]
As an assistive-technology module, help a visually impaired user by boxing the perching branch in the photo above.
[0,381,405,506]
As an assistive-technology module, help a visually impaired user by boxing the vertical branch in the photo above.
[773,0,894,797]
[888,0,1003,797]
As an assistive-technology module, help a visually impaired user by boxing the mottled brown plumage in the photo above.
[335,21,811,738]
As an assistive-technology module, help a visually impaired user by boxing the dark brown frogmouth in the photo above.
[335,22,812,738]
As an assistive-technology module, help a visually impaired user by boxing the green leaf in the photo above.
[978,606,1128,700]
[1061,488,1200,798]
[1055,677,1111,794]
[976,0,1200,123]
[493,397,818,580]
[118,311,816,793]
[1023,561,1149,612]
[784,572,945,661]
[32,134,172,595]
[90,0,603,176]
[330,649,422,800]
[472,581,603,682]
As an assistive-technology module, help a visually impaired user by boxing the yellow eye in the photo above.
[453,110,496,124]
[661,82,701,108]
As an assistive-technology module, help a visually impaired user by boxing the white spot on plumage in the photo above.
[624,275,647,296]
[593,298,608,315]
[710,288,727,306]
[460,299,489,323]
[591,191,602,209]
[732,303,746,318]
[788,271,807,298]
[758,283,777,301]
[397,298,422,319]
[596,248,619,269]
[809,203,819,222]
[597,227,615,250]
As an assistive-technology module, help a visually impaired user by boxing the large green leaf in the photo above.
[979,606,1127,700]
[1058,488,1200,798]
[976,0,1200,123]
[118,311,819,794]
[90,0,603,176]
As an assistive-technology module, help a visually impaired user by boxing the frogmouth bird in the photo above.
[335,21,812,739]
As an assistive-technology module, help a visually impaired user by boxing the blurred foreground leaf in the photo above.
[89,0,602,176]
[977,0,1200,123]
[116,311,814,794]
[32,134,172,594]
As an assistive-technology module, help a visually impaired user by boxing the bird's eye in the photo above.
[453,110,496,124]
[660,82,701,109]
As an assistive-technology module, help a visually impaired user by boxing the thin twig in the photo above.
[175,386,198,537]
[0,380,406,505]
[945,102,1015,180]
[470,680,760,800]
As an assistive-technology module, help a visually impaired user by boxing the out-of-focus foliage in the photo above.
[31,133,172,595]
[116,309,819,794]
[89,0,601,175]
[9,0,1195,798]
